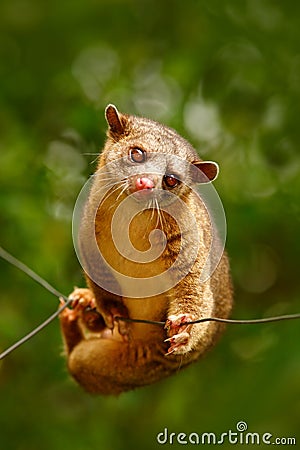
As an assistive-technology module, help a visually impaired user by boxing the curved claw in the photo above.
[165,313,195,355]
[164,332,190,355]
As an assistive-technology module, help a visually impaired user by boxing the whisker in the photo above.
[81,153,100,165]
[150,199,156,223]
[107,181,128,210]
[95,177,116,183]
[82,153,100,155]
[153,198,161,230]
[115,182,128,202]
[155,198,164,232]
[92,178,123,197]
[108,181,126,197]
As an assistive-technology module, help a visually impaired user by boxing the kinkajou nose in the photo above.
[135,177,155,190]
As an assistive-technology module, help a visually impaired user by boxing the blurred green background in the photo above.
[1,0,300,449]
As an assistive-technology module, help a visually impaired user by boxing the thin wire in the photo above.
[0,299,73,360]
[1,245,300,361]
[187,314,300,325]
[0,246,70,360]
[0,246,69,301]
[115,313,300,327]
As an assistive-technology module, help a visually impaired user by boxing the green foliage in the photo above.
[1,1,300,449]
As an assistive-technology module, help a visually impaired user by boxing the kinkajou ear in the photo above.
[105,104,131,141]
[191,161,219,183]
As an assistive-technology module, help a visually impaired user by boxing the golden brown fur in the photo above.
[59,105,233,395]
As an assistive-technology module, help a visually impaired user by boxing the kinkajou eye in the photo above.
[163,174,180,189]
[129,147,147,163]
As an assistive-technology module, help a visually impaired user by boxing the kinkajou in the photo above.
[59,105,233,395]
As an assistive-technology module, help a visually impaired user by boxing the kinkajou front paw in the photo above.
[164,313,195,355]
[63,288,105,332]
[69,288,97,310]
